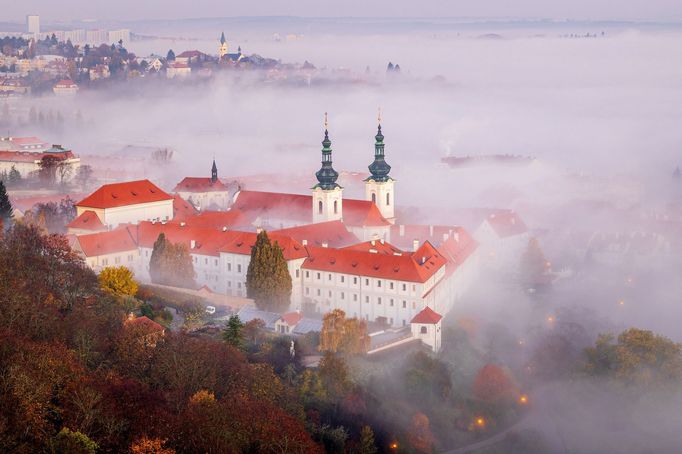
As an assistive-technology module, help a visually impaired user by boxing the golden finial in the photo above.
[324,112,328,129]
[377,107,382,124]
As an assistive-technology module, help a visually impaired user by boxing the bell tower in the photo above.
[218,32,228,58]
[365,110,395,222]
[211,159,218,183]
[312,113,343,224]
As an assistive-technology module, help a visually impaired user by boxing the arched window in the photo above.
[333,200,338,214]
[371,193,376,203]
[318,200,323,214]
[386,192,390,206]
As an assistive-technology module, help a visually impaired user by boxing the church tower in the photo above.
[312,113,343,224]
[365,112,395,222]
[211,159,218,183]
[218,32,228,58]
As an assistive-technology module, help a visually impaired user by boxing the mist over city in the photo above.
[0,4,681,454]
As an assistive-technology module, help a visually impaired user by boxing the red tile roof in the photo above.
[343,239,403,255]
[127,315,165,332]
[172,195,199,220]
[485,210,528,238]
[67,210,106,231]
[233,190,311,223]
[272,220,359,248]
[77,228,138,257]
[176,50,206,58]
[303,241,447,283]
[280,311,303,326]
[233,190,390,227]
[343,199,391,227]
[134,222,231,257]
[219,231,308,260]
[77,180,173,209]
[411,306,443,324]
[173,177,228,193]
[0,149,75,163]
[438,229,479,269]
[176,209,251,230]
[1,136,46,146]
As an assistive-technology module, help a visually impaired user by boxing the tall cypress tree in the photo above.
[246,230,292,312]
[149,233,167,284]
[0,181,13,228]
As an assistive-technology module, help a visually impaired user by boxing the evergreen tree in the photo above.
[520,237,549,286]
[0,181,13,227]
[246,230,292,312]
[149,233,196,289]
[166,49,175,61]
[149,233,167,284]
[358,426,378,454]
[222,315,244,350]
[7,166,20,186]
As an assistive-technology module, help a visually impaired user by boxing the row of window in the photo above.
[305,287,416,309]
[304,270,415,292]
[100,254,135,267]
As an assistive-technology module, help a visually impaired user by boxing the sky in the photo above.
[7,0,682,23]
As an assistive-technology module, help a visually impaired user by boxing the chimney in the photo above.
[399,224,405,236]
[222,226,228,232]
[180,221,186,227]
[256,227,263,234]
[380,238,385,244]
[302,239,308,246]
[429,225,434,237]
[190,240,196,249]
[421,256,426,264]
[443,233,449,242]
[453,232,460,243]
[413,239,419,252]
[322,242,328,248]
[371,240,376,246]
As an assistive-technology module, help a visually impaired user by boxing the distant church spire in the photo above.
[315,112,339,190]
[367,108,391,182]
[220,31,226,44]
[211,159,218,183]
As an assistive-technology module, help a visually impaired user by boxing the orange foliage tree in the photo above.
[472,364,519,404]
[406,412,435,453]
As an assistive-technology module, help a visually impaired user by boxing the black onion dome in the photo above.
[315,129,339,190]
[367,124,391,182]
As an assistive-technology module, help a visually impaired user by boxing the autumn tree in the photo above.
[52,427,99,454]
[222,314,244,350]
[407,412,435,454]
[246,230,292,312]
[129,436,175,454]
[319,309,370,354]
[0,180,13,227]
[472,364,519,404]
[149,233,196,289]
[318,352,352,400]
[584,328,682,385]
[99,266,139,297]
